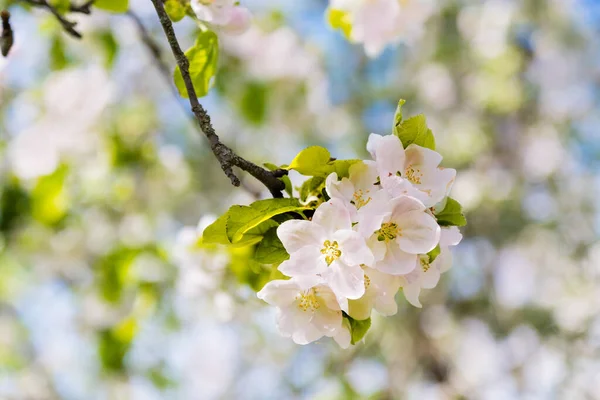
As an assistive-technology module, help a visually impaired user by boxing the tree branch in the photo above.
[18,0,94,38]
[148,0,286,198]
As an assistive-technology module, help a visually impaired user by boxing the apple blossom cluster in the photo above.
[200,100,466,347]
[327,0,434,57]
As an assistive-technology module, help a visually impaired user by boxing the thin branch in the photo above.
[148,0,286,198]
[18,0,94,38]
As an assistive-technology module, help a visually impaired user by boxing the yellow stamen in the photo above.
[404,165,423,184]
[296,289,320,312]
[376,222,401,242]
[352,189,372,209]
[321,240,342,265]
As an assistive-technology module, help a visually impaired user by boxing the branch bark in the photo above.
[148,0,286,198]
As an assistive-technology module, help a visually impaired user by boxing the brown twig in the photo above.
[1,10,14,57]
[148,0,287,198]
[18,0,94,38]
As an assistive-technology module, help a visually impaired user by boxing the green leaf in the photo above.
[427,245,441,264]
[202,213,278,248]
[164,0,187,22]
[241,82,269,125]
[344,314,371,345]
[31,165,69,226]
[299,176,325,202]
[254,227,290,264]
[435,197,467,227]
[174,31,219,98]
[226,198,307,243]
[392,98,406,129]
[94,0,128,13]
[394,114,436,150]
[327,8,352,38]
[287,146,359,178]
[288,146,331,175]
[49,0,70,13]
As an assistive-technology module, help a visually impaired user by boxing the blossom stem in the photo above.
[149,0,287,198]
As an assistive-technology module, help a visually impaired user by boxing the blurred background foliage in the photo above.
[1,0,600,398]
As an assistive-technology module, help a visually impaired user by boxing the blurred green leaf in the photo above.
[95,0,128,13]
[327,8,352,38]
[31,165,69,226]
[174,30,219,98]
[164,0,187,22]
[241,82,268,125]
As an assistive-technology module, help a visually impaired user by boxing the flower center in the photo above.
[404,165,423,184]
[376,222,401,242]
[364,273,371,290]
[321,240,342,265]
[297,289,320,312]
[351,189,372,209]
[420,256,431,272]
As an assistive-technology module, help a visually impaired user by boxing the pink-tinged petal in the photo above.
[222,6,251,35]
[435,247,454,274]
[366,234,387,262]
[294,275,325,290]
[334,230,374,267]
[257,279,300,307]
[326,172,354,203]
[357,191,392,237]
[401,281,422,308]
[440,226,463,247]
[312,198,352,233]
[291,320,324,345]
[374,135,406,176]
[277,220,325,254]
[375,244,418,275]
[396,211,440,254]
[420,266,441,289]
[278,246,326,278]
[333,320,351,349]
[374,293,398,316]
[366,133,384,160]
[312,305,342,335]
[404,144,443,169]
[324,262,365,299]
[417,167,457,206]
[389,195,426,220]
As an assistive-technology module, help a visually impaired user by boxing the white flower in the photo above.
[358,193,440,275]
[401,226,462,307]
[367,133,456,207]
[325,161,382,221]
[191,0,251,35]
[257,277,350,347]
[346,266,402,320]
[277,198,374,300]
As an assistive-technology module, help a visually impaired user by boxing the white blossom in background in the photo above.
[277,198,374,299]
[191,0,252,35]
[8,66,113,179]
[400,226,462,307]
[329,0,435,57]
[173,215,229,297]
[257,277,350,347]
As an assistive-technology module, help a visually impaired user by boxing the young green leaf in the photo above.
[426,245,441,264]
[174,30,219,98]
[435,197,467,227]
[392,98,406,129]
[344,314,372,345]
[287,146,359,178]
[254,227,290,264]
[394,114,436,150]
[94,0,129,13]
[226,198,308,243]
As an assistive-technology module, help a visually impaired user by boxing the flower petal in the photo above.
[396,211,440,254]
[312,198,352,234]
[277,219,325,254]
[335,230,374,267]
[374,134,406,177]
[420,266,441,289]
[401,281,422,308]
[375,244,417,275]
[333,320,351,349]
[440,226,463,247]
[404,144,443,169]
[257,279,300,307]
[278,245,326,278]
[324,262,365,299]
